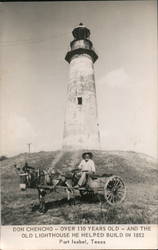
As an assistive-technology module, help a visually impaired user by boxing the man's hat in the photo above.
[82,152,93,159]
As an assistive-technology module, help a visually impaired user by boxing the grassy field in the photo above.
[1,150,158,225]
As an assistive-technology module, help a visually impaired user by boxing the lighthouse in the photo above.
[63,23,100,150]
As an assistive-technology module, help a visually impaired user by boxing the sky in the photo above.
[0,1,157,158]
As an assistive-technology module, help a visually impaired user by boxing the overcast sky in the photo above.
[0,1,157,157]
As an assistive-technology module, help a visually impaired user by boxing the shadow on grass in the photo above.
[31,193,104,213]
[2,198,152,225]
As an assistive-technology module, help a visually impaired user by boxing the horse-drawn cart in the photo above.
[16,164,126,213]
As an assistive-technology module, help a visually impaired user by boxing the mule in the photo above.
[15,163,78,213]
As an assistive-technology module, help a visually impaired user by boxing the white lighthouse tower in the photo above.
[63,23,100,150]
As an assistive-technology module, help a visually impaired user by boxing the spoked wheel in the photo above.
[104,176,126,205]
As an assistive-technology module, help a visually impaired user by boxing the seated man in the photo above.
[74,152,96,188]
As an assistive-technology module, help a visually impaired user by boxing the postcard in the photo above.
[0,1,157,249]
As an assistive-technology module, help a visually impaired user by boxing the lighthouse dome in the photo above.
[72,23,90,40]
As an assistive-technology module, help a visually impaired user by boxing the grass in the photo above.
[67,205,150,224]
[1,150,158,225]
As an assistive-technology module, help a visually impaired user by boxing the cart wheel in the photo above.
[104,176,126,205]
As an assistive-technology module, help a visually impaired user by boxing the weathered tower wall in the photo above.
[63,24,100,150]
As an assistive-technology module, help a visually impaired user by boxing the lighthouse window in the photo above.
[77,97,82,105]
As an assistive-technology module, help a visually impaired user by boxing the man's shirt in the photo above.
[78,159,96,173]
